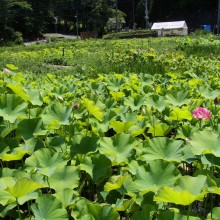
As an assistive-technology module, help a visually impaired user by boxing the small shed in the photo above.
[151,21,188,36]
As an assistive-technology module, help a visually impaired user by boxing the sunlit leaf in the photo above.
[31,194,68,220]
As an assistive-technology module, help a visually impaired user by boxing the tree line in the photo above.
[0,0,217,43]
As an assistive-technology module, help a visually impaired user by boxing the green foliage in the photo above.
[0,36,219,219]
[102,30,157,39]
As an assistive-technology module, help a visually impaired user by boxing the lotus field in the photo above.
[0,35,220,219]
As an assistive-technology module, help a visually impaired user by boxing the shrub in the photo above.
[0,27,23,45]
[102,29,157,39]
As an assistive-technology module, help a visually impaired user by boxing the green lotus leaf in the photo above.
[189,129,220,156]
[0,94,28,123]
[20,138,45,153]
[0,120,17,138]
[113,198,133,212]
[98,133,137,165]
[128,121,147,137]
[31,194,68,220]
[124,94,145,111]
[0,177,15,190]
[134,160,181,194]
[165,91,189,106]
[54,188,78,208]
[41,103,72,129]
[48,166,79,192]
[17,118,44,140]
[201,89,220,99]
[47,136,65,147]
[132,205,155,220]
[0,190,16,206]
[7,83,29,101]
[71,197,92,219]
[0,203,17,218]
[82,98,104,121]
[6,177,42,204]
[207,207,220,220]
[6,64,18,71]
[2,147,29,162]
[144,94,167,112]
[154,175,207,205]
[176,124,199,140]
[148,123,171,137]
[25,88,43,106]
[71,135,99,154]
[139,137,184,162]
[85,204,120,220]
[157,210,200,220]
[166,106,192,121]
[110,91,126,101]
[104,175,129,192]
[80,154,112,183]
[25,148,68,177]
[109,120,135,134]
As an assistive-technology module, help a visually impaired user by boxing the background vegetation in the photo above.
[0,0,218,44]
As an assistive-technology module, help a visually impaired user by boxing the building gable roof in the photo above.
[151,21,187,30]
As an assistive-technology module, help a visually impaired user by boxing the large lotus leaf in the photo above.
[20,138,45,153]
[134,160,181,195]
[48,166,79,192]
[189,129,220,156]
[127,119,147,137]
[25,88,43,106]
[0,94,28,123]
[0,203,17,218]
[0,120,17,138]
[2,146,29,162]
[89,110,116,135]
[201,154,220,169]
[7,83,29,101]
[71,135,99,154]
[132,205,155,220]
[17,118,44,140]
[41,103,72,129]
[207,207,220,220]
[109,120,135,134]
[0,190,16,206]
[144,94,167,112]
[110,91,125,101]
[98,133,137,165]
[165,91,189,107]
[54,188,78,208]
[148,123,171,137]
[82,98,104,121]
[124,94,145,111]
[80,154,112,183]
[25,148,67,177]
[86,203,120,220]
[104,175,129,192]
[201,89,220,99]
[176,125,199,140]
[154,175,207,205]
[166,106,192,121]
[157,210,200,220]
[31,194,68,220]
[0,177,15,190]
[6,177,42,205]
[139,137,184,162]
[71,197,92,219]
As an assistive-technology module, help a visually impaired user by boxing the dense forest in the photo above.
[0,0,218,42]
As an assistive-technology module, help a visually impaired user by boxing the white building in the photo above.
[151,21,188,36]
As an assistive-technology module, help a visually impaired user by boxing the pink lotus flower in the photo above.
[192,107,211,120]
[73,103,79,110]
[2,68,9,73]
